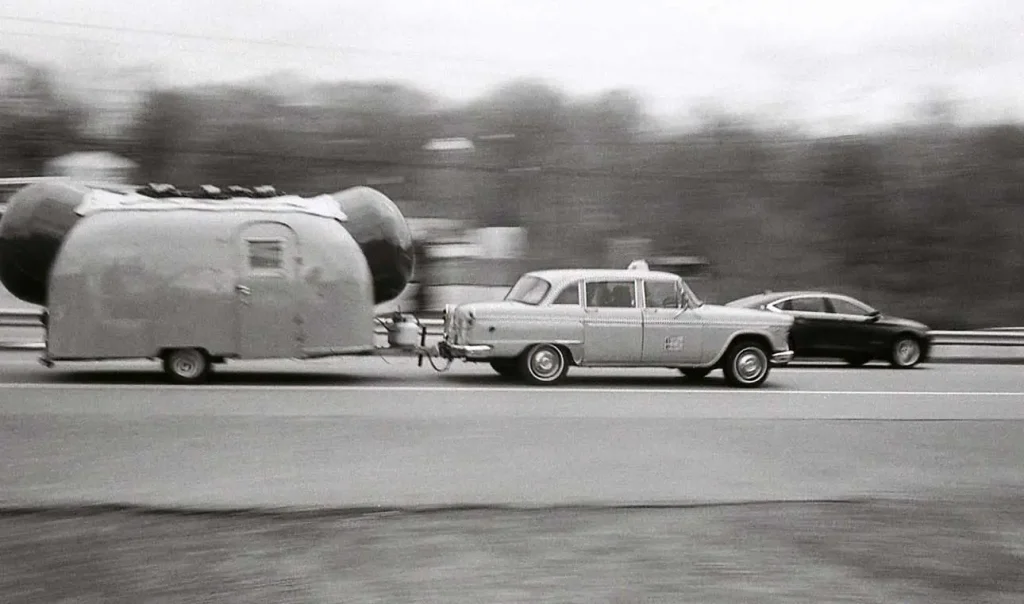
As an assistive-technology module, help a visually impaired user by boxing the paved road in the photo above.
[1,354,1022,509]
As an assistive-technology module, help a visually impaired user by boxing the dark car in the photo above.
[725,291,931,368]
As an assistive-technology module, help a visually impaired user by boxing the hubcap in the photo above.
[735,348,767,383]
[530,347,563,380]
[172,350,204,379]
[895,339,920,366]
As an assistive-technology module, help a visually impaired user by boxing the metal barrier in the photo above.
[0,309,45,327]
[3,308,1024,350]
[927,330,1024,347]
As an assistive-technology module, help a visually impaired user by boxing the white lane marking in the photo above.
[0,383,1022,396]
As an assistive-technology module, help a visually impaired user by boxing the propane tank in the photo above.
[387,314,421,348]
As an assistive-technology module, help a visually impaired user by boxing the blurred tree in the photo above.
[0,67,87,175]
[813,137,892,281]
[6,50,1022,327]
[465,79,569,233]
[128,89,202,182]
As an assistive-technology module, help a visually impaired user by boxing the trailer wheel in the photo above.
[163,348,211,384]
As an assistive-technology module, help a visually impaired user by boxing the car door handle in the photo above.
[236,285,251,295]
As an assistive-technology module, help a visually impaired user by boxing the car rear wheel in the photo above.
[722,340,770,388]
[518,344,569,386]
[162,348,211,384]
[679,368,712,380]
[890,335,923,368]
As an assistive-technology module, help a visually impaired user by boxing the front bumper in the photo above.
[439,340,493,360]
[771,350,795,366]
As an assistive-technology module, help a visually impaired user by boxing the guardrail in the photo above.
[3,308,1024,350]
[927,330,1024,347]
[0,309,45,327]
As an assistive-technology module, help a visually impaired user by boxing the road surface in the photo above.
[0,354,1021,509]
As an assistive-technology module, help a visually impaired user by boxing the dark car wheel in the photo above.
[890,335,923,368]
[679,367,712,380]
[722,340,770,388]
[518,344,569,386]
[844,353,872,367]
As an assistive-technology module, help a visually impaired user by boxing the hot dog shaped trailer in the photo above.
[0,181,436,382]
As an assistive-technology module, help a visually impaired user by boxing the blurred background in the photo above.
[0,1,1022,329]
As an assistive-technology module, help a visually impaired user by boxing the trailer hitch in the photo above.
[417,342,453,372]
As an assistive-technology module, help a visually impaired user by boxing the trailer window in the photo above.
[247,239,284,270]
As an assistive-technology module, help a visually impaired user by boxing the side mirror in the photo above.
[866,310,881,323]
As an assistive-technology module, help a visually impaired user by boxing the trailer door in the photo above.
[236,222,301,358]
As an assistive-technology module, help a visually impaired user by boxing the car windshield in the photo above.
[504,275,552,305]
[681,279,704,308]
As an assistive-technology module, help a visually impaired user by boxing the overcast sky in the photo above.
[1,0,1022,131]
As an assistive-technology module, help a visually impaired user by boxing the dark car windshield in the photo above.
[504,275,552,305]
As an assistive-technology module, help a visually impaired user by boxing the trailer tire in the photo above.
[163,348,211,384]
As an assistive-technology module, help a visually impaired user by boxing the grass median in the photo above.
[2,494,1022,603]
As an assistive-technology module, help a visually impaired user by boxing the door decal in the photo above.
[665,335,686,351]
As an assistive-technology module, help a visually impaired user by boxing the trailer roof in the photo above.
[74,188,348,222]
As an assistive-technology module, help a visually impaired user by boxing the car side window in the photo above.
[585,280,637,308]
[829,297,869,316]
[552,283,580,305]
[644,280,680,309]
[781,297,827,313]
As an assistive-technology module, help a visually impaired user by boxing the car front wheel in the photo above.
[518,344,569,386]
[722,340,770,388]
[890,335,923,368]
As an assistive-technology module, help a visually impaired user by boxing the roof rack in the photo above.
[135,183,284,199]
